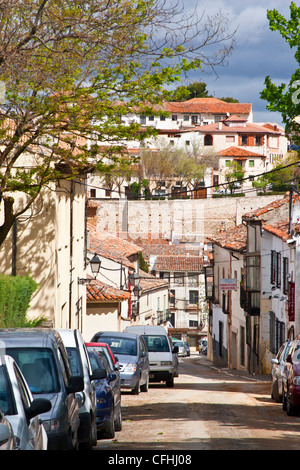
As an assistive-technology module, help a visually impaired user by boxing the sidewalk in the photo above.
[192,353,271,383]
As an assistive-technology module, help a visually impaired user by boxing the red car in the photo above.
[282,337,300,415]
[86,342,119,369]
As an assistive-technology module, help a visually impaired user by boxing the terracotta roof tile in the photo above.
[87,222,142,268]
[208,224,247,252]
[164,98,252,115]
[154,255,203,272]
[87,279,130,302]
[218,146,266,158]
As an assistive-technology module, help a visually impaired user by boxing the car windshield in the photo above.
[7,347,59,394]
[143,335,170,352]
[65,347,83,376]
[176,341,184,347]
[99,336,137,356]
[0,366,16,415]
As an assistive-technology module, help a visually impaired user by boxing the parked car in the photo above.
[58,329,105,449]
[282,337,300,415]
[0,328,83,450]
[0,411,15,450]
[125,325,178,387]
[87,349,122,439]
[90,331,149,394]
[184,342,190,357]
[175,340,187,357]
[0,354,51,450]
[86,342,119,370]
[271,340,292,403]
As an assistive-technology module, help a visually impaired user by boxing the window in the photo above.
[189,290,199,305]
[183,115,189,121]
[226,136,235,142]
[191,115,198,124]
[7,347,60,394]
[140,115,146,125]
[148,115,154,121]
[160,272,170,282]
[255,136,262,146]
[283,257,289,294]
[249,160,254,167]
[169,289,175,305]
[225,160,231,167]
[204,134,213,146]
[271,250,281,287]
[174,272,184,285]
[241,135,248,145]
[172,115,177,121]
[160,115,166,121]
[90,188,96,197]
[188,274,198,286]
[185,140,190,146]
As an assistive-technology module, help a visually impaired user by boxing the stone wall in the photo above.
[91,195,284,244]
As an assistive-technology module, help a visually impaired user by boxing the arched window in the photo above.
[204,134,213,146]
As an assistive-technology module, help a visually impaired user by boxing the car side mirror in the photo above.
[109,373,117,381]
[90,368,107,381]
[67,375,84,394]
[25,398,52,421]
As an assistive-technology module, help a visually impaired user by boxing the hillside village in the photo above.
[0,96,299,377]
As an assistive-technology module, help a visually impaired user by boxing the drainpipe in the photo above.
[69,181,74,328]
[12,219,17,276]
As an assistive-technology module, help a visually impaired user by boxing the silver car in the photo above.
[0,328,83,450]
[271,340,292,403]
[0,354,50,450]
[58,328,103,449]
[91,331,149,394]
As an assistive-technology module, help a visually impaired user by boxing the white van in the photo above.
[124,325,178,387]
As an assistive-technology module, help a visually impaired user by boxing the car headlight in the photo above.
[161,361,172,366]
[124,363,137,373]
[293,376,300,386]
[42,419,60,432]
[76,391,85,408]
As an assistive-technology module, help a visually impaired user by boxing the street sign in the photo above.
[219,279,237,291]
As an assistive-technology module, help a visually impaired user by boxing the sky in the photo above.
[174,0,298,126]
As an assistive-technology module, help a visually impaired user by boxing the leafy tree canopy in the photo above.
[0,0,235,245]
[261,2,300,147]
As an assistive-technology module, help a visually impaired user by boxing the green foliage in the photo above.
[0,274,43,327]
[260,2,300,145]
[0,1,235,246]
[225,162,245,194]
[138,252,149,273]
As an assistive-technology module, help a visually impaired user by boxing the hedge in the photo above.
[0,274,41,327]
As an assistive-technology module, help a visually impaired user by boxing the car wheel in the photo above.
[286,390,298,416]
[166,376,174,387]
[114,407,122,432]
[101,411,115,439]
[271,379,280,403]
[140,376,149,392]
[282,389,287,411]
[132,380,140,395]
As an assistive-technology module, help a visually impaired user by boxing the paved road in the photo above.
[94,353,300,452]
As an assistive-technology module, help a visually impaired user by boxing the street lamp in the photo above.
[128,271,142,295]
[78,254,101,285]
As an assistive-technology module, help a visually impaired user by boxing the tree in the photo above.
[224,162,245,194]
[260,2,300,147]
[0,0,235,246]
